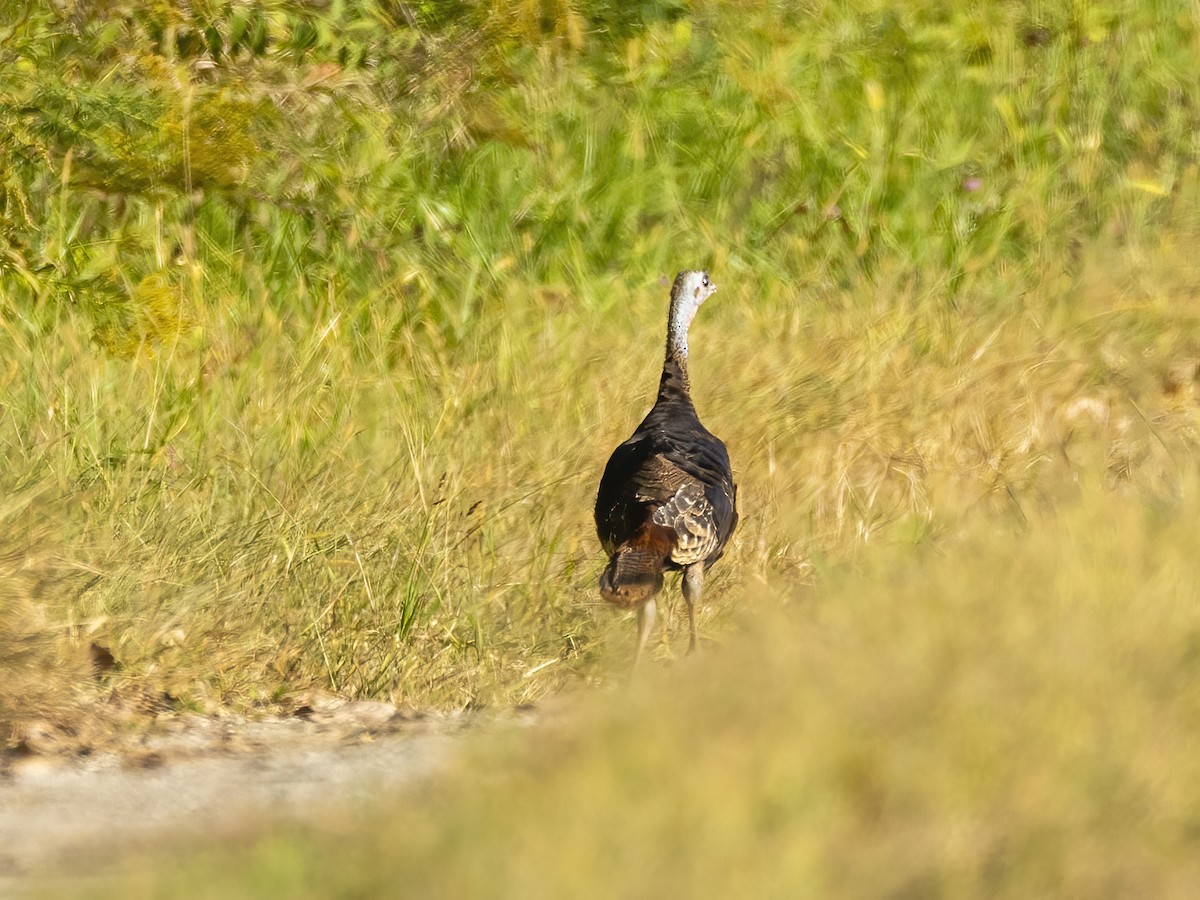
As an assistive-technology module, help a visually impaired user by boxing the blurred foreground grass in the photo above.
[85,481,1200,897]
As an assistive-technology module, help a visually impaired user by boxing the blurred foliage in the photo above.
[2,0,1197,349]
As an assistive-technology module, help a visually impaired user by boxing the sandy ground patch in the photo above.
[0,698,497,895]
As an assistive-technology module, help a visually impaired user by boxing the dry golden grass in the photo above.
[4,229,1199,745]
[81,467,1200,898]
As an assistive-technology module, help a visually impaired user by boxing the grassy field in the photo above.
[91,486,1200,898]
[3,0,1200,893]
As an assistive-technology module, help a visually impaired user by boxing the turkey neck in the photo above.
[656,297,696,409]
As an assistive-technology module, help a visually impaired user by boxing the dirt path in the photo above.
[0,699,496,895]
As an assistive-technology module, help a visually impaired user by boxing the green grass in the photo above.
[4,0,1200,890]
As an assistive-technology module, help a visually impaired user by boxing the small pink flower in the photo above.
[962,177,983,193]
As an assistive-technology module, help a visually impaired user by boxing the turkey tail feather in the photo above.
[598,524,673,608]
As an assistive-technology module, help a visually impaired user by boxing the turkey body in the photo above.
[594,270,737,661]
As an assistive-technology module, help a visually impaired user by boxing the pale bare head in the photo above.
[671,269,717,317]
[667,270,717,358]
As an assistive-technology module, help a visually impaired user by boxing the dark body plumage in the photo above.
[594,270,737,661]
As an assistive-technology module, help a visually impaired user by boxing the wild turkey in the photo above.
[594,270,738,662]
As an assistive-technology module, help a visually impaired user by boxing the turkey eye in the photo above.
[701,276,709,286]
